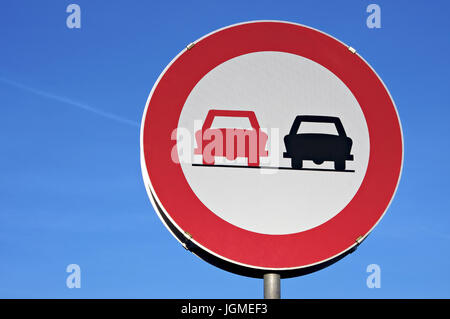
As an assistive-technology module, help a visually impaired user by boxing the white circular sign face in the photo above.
[178,51,370,234]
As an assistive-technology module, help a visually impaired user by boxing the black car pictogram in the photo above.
[283,115,354,171]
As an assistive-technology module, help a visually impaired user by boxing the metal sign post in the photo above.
[264,274,280,299]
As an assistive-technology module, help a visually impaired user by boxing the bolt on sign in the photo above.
[140,21,403,277]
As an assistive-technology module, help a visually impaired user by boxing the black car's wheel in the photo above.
[313,160,324,165]
[292,158,303,169]
[334,159,345,171]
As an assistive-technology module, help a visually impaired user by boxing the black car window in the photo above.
[297,121,339,135]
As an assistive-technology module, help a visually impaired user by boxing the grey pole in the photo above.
[263,273,281,299]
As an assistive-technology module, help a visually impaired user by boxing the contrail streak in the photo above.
[0,77,139,127]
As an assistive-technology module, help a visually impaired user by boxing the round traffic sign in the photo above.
[140,21,403,277]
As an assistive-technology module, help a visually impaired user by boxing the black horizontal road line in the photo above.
[192,163,355,173]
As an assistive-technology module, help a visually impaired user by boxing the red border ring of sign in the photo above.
[140,21,403,271]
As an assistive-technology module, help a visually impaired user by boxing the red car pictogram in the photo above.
[194,109,269,166]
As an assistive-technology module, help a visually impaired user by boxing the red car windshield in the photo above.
[202,110,260,131]
[210,116,253,130]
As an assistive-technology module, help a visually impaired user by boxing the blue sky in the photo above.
[0,0,449,298]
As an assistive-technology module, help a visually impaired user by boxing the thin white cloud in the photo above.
[0,77,139,127]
